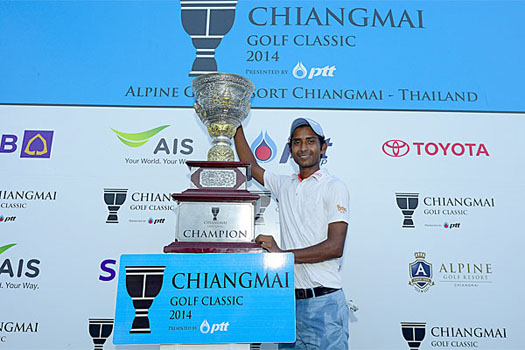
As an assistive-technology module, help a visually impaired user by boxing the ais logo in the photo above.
[0,130,54,159]
[0,243,40,279]
[111,125,194,155]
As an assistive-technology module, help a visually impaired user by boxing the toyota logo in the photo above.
[383,140,410,157]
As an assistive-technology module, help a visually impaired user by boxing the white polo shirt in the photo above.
[263,168,350,289]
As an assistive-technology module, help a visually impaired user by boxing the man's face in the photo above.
[289,126,327,170]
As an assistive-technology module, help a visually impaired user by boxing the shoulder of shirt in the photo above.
[318,169,348,189]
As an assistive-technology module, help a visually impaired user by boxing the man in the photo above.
[234,117,350,350]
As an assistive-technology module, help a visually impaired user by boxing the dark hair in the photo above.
[288,136,326,149]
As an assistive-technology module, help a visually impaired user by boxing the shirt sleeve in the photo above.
[324,179,350,224]
[263,171,286,199]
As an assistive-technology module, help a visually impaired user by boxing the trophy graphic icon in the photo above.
[88,318,114,350]
[396,193,419,228]
[211,207,220,221]
[401,322,426,350]
[180,0,238,76]
[104,189,128,223]
[125,265,166,333]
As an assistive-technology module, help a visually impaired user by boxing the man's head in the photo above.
[288,117,327,171]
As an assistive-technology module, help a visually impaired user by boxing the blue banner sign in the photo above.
[2,1,525,111]
[113,253,295,345]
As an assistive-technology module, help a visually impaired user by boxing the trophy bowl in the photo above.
[192,73,255,161]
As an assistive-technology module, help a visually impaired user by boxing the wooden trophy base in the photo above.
[164,241,263,254]
[164,161,263,254]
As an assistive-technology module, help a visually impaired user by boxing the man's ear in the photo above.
[320,141,328,155]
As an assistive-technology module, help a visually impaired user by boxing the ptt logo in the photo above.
[0,216,16,223]
[148,217,165,224]
[279,138,333,165]
[292,62,336,80]
[250,131,277,163]
[200,320,230,334]
[383,139,489,157]
[443,222,461,229]
[0,130,54,159]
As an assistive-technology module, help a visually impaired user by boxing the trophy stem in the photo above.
[208,135,234,161]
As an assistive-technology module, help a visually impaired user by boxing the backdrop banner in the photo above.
[1,1,524,350]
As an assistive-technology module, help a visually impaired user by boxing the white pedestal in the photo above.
[160,344,249,350]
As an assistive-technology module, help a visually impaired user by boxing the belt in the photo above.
[295,287,340,300]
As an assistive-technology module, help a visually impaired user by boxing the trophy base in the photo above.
[164,241,263,254]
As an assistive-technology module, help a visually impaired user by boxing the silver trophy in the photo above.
[192,73,254,161]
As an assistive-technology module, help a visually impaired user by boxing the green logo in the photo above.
[0,243,16,254]
[111,125,170,147]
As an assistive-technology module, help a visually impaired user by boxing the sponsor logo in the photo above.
[396,192,494,229]
[408,252,494,289]
[0,130,54,159]
[443,222,460,229]
[251,131,277,163]
[438,260,493,288]
[292,62,336,80]
[125,266,166,333]
[0,243,41,291]
[383,140,489,157]
[148,217,166,224]
[112,125,195,166]
[401,321,508,349]
[383,139,410,157]
[199,319,230,334]
[88,318,114,350]
[337,204,347,214]
[99,259,117,282]
[112,125,169,147]
[279,138,333,164]
[409,252,434,292]
[0,215,16,223]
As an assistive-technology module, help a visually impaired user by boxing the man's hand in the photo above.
[255,234,282,253]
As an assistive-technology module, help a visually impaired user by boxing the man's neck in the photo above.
[299,165,320,179]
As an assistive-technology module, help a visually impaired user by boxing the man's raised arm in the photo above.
[234,125,265,186]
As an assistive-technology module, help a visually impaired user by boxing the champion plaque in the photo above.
[164,73,261,253]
